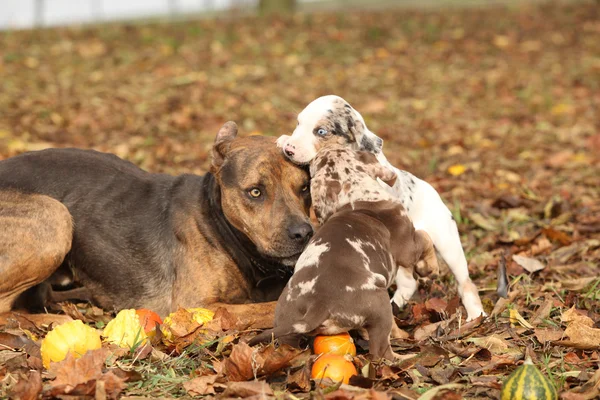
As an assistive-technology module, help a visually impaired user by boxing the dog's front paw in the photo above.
[276,135,290,148]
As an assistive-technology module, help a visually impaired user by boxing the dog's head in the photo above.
[211,122,313,265]
[282,95,384,165]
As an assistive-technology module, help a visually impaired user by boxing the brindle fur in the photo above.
[0,122,312,326]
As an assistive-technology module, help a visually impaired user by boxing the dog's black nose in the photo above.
[288,222,313,242]
[285,148,295,157]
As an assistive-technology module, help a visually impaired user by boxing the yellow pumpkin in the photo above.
[102,309,148,348]
[161,307,214,343]
[41,320,102,369]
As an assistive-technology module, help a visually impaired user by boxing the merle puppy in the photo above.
[251,145,438,360]
[277,95,485,321]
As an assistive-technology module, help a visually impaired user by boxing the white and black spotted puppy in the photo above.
[277,95,485,321]
[250,145,439,360]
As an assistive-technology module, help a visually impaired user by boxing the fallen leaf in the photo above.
[183,374,219,396]
[448,164,466,176]
[470,213,500,231]
[512,255,545,273]
[224,341,308,382]
[287,364,312,392]
[467,335,511,354]
[509,309,534,329]
[50,348,110,387]
[8,370,42,400]
[555,307,600,350]
[222,380,274,397]
[418,383,463,400]
[47,348,126,399]
[211,307,242,331]
[224,342,256,381]
[542,227,572,245]
[425,298,448,314]
[0,332,40,358]
[535,329,564,343]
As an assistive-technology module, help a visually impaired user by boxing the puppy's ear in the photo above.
[359,131,384,154]
[212,121,238,170]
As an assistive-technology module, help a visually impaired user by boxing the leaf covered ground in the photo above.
[0,1,599,399]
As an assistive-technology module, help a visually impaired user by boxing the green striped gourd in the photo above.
[501,358,557,400]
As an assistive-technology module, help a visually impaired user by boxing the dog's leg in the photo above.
[0,191,73,313]
[414,230,440,277]
[205,301,278,330]
[409,181,485,321]
[391,266,417,310]
[365,300,396,360]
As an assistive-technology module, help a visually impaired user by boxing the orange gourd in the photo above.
[311,354,357,385]
[313,333,357,356]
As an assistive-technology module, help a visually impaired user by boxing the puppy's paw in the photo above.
[276,135,290,148]
[465,311,488,322]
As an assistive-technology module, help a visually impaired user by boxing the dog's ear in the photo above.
[212,121,238,170]
[359,131,384,154]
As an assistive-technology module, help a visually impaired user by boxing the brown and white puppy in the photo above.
[277,95,485,321]
[251,145,438,360]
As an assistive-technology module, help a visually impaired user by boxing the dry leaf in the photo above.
[183,375,219,396]
[535,329,564,343]
[470,213,499,231]
[47,348,125,399]
[560,322,600,350]
[467,335,511,354]
[287,365,312,392]
[222,380,274,398]
[512,255,545,273]
[224,342,307,382]
[50,348,110,387]
[224,342,256,381]
[509,309,534,329]
[425,298,448,314]
[448,164,467,176]
[8,370,42,400]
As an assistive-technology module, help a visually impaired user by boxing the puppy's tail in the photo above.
[248,326,293,346]
[248,306,329,346]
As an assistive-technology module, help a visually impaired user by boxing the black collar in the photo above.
[201,174,293,294]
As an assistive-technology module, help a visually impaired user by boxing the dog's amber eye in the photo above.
[248,188,262,198]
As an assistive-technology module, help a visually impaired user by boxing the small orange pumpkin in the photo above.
[313,333,357,356]
[311,354,357,385]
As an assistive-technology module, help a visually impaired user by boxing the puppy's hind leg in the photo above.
[411,183,485,321]
[365,299,396,361]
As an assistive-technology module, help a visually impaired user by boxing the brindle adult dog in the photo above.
[0,122,313,326]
